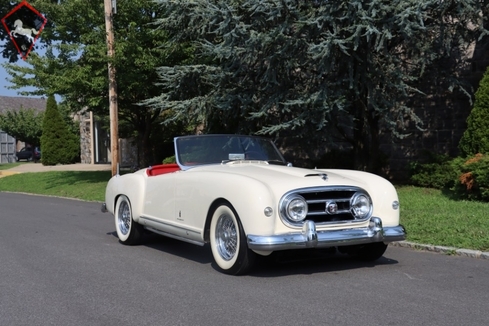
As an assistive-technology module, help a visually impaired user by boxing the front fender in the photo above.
[316,169,400,226]
[175,171,278,237]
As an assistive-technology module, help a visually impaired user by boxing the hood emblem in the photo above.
[305,173,328,181]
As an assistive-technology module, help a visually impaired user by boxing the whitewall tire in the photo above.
[210,203,255,275]
[115,195,143,245]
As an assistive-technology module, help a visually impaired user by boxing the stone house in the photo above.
[76,108,136,167]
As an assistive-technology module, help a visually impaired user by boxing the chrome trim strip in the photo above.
[139,216,201,236]
[247,217,406,251]
[284,185,367,194]
[306,198,350,204]
[307,209,350,216]
[144,226,205,246]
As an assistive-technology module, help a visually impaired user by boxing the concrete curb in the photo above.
[391,241,489,260]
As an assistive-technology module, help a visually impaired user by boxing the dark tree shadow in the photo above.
[107,231,399,277]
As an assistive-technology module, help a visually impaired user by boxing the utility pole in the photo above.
[104,0,119,176]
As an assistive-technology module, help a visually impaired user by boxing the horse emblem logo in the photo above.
[10,19,39,43]
[1,1,47,60]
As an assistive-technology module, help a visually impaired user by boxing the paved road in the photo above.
[1,192,488,326]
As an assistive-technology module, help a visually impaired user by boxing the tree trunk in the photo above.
[352,103,383,175]
[136,111,157,168]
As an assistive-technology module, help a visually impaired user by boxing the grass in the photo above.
[0,171,112,202]
[397,186,489,251]
[0,170,488,251]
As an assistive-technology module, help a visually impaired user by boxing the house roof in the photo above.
[0,96,47,114]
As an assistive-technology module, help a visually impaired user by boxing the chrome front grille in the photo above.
[279,186,372,226]
[302,190,356,223]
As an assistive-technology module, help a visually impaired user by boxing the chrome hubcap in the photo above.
[118,201,131,235]
[216,214,237,261]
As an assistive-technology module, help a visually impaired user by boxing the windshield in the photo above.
[175,135,286,169]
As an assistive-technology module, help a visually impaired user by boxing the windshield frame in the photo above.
[174,134,287,170]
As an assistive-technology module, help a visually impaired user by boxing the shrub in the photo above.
[410,151,489,201]
[452,153,489,201]
[41,95,79,165]
[162,155,176,164]
[409,152,458,189]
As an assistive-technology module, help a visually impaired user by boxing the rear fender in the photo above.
[105,173,146,221]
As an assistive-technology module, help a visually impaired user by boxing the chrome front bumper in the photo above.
[247,217,406,251]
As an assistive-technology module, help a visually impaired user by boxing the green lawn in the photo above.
[0,170,111,202]
[397,186,489,251]
[0,170,487,251]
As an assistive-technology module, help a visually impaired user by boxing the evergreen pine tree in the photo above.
[150,0,487,173]
[459,66,489,156]
[41,95,79,165]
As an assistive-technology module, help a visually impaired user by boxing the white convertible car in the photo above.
[102,134,406,275]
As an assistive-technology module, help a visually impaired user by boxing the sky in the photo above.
[0,53,41,98]
[1,50,65,103]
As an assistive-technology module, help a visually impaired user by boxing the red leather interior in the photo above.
[146,164,180,176]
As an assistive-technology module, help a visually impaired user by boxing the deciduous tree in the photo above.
[0,107,43,147]
[3,0,191,166]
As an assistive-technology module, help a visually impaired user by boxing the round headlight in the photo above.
[285,195,308,222]
[350,193,372,219]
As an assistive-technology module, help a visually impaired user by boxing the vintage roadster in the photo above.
[102,134,406,274]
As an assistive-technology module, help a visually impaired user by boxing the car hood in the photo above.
[187,162,378,193]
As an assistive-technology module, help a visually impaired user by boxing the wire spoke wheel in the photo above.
[117,200,131,236]
[215,213,238,260]
[114,195,143,245]
[210,203,255,275]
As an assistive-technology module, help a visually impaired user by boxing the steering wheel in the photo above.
[245,151,266,160]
